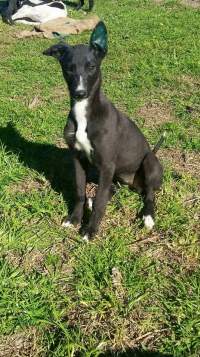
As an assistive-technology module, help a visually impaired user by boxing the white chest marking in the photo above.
[73,99,93,161]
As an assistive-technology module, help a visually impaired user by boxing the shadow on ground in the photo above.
[98,349,172,356]
[0,122,76,214]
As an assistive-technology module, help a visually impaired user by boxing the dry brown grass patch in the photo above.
[137,102,174,128]
[179,74,200,87]
[148,243,199,273]
[0,328,43,357]
[158,148,200,178]
[4,249,46,273]
[153,0,200,7]
[23,249,46,273]
[129,229,200,274]
[4,242,75,278]
[4,250,22,268]
[9,177,50,194]
[181,0,200,8]
[27,96,42,109]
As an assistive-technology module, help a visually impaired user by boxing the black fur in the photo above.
[43,22,163,240]
[76,0,94,11]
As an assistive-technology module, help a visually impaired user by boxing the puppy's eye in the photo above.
[87,64,96,70]
[67,68,73,75]
[67,65,75,75]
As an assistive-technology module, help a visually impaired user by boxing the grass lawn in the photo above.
[0,0,200,356]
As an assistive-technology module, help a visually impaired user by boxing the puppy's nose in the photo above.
[74,90,87,100]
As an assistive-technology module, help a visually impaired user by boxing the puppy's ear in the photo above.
[43,43,69,60]
[90,21,108,58]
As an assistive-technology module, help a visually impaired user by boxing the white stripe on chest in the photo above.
[73,99,93,161]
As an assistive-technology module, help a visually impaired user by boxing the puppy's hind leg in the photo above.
[141,152,163,230]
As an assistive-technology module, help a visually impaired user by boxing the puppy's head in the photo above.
[43,21,108,100]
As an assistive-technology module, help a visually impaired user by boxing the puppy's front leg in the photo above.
[62,155,86,227]
[81,163,115,240]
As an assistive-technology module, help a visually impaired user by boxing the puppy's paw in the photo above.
[61,215,81,228]
[82,234,89,243]
[143,215,155,230]
[61,219,74,228]
[79,226,96,242]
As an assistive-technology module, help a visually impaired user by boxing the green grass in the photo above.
[0,0,200,356]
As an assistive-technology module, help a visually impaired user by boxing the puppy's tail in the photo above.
[152,131,167,154]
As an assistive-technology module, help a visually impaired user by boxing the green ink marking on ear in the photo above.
[90,21,108,55]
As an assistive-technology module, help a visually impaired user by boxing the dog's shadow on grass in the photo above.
[77,349,172,357]
[0,122,77,215]
[98,350,172,357]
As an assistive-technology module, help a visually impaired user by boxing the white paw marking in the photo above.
[73,99,93,162]
[87,197,93,210]
[143,215,155,230]
[82,234,89,243]
[62,220,73,228]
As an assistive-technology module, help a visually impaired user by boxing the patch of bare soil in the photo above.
[124,314,168,351]
[137,102,174,128]
[130,232,162,253]
[67,296,167,351]
[181,0,200,8]
[158,148,200,178]
[4,250,22,268]
[4,249,46,273]
[5,241,75,276]
[153,0,200,7]
[10,177,49,194]
[129,229,199,274]
[67,303,119,341]
[0,328,42,357]
[27,96,42,109]
[179,74,200,87]
[23,249,46,273]
[147,244,200,274]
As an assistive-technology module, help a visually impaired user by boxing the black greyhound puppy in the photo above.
[43,22,163,241]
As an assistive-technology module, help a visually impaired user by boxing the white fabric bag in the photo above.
[12,0,67,25]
